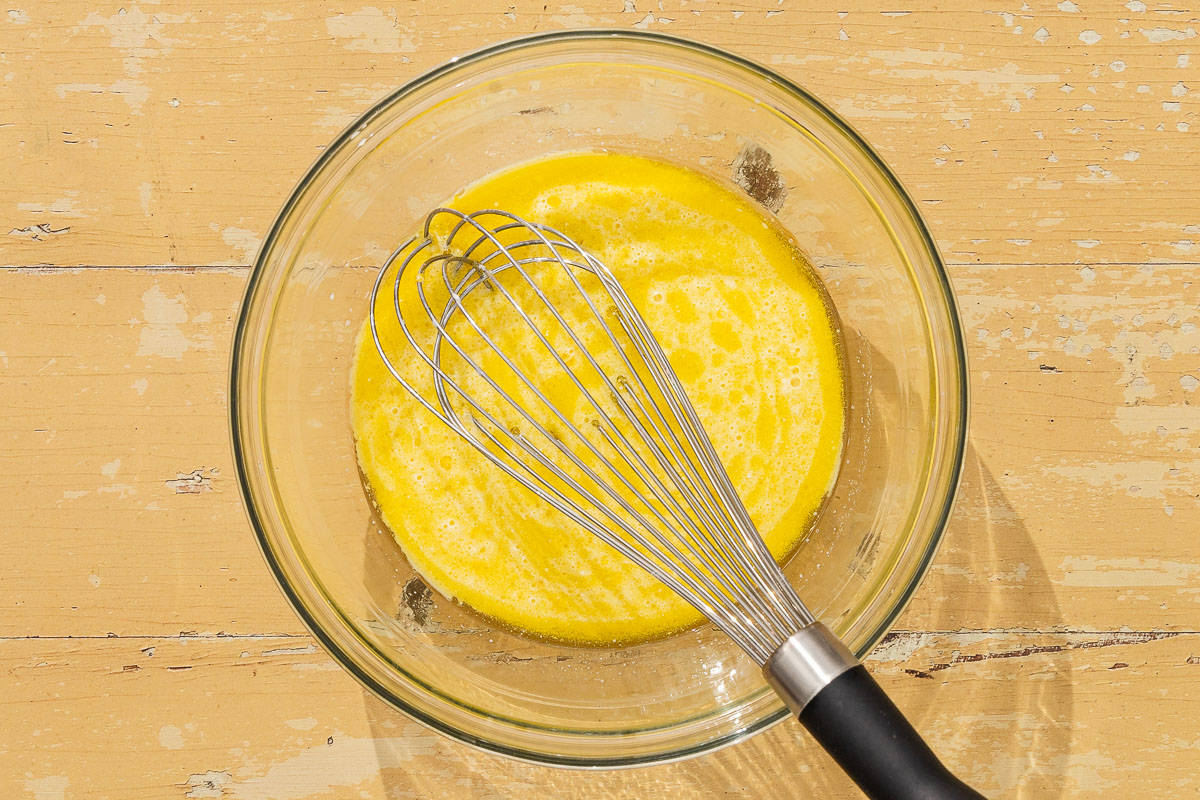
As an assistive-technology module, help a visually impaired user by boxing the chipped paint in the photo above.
[868,631,934,662]
[875,61,1060,95]
[158,724,184,749]
[23,776,69,800]
[186,771,233,798]
[285,717,319,731]
[1,5,1198,265]
[215,225,262,264]
[232,735,437,800]
[1057,557,1200,587]
[1139,27,1197,43]
[165,468,216,494]
[135,285,211,359]
[56,79,151,113]
[9,223,71,242]
[325,7,415,53]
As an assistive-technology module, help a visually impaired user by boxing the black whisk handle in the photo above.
[765,625,986,800]
[799,665,986,799]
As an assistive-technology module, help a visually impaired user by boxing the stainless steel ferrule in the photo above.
[763,622,860,715]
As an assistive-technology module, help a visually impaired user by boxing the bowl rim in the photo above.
[230,28,969,768]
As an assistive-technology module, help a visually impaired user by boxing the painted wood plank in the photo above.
[1,2,1198,267]
[3,266,1198,637]
[2,630,1194,798]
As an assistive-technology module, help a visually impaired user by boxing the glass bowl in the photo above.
[231,30,967,766]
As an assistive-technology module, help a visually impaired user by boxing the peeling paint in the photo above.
[1058,556,1200,587]
[166,468,215,494]
[215,225,261,264]
[136,285,211,359]
[285,717,319,731]
[23,776,69,800]
[158,724,184,749]
[325,7,415,53]
[56,79,151,112]
[186,770,232,798]
[8,223,70,241]
[1139,27,1198,43]
[230,735,436,800]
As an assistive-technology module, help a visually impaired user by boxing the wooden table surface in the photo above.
[4,2,1198,797]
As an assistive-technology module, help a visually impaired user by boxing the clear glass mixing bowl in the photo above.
[231,30,967,766]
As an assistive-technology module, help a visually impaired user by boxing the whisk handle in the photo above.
[766,625,985,800]
[798,665,986,799]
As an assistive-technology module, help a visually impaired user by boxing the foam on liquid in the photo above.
[351,152,845,645]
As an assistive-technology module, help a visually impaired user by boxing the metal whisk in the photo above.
[370,208,982,800]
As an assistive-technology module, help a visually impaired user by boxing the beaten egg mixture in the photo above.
[351,152,844,644]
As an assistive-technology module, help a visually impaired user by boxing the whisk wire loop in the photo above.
[432,221,791,647]
[369,208,815,662]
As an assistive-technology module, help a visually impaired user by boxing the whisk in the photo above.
[370,208,983,800]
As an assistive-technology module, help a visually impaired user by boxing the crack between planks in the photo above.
[4,628,1195,642]
[877,630,1190,679]
[6,631,1194,674]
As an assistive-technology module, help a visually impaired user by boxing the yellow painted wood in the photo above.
[3,1,1199,797]
[5,268,1196,637]
[2,2,1199,267]
[2,632,1195,798]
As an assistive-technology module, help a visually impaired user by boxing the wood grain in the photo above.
[3,631,1196,798]
[2,2,1199,267]
[3,1,1199,797]
[5,268,1197,636]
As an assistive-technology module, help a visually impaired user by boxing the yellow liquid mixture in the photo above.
[351,152,844,645]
